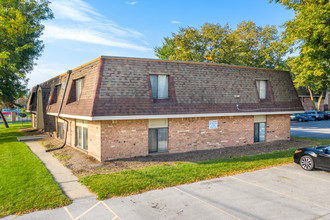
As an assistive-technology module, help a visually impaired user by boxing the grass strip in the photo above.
[80,148,299,200]
[0,123,71,217]
[291,136,330,145]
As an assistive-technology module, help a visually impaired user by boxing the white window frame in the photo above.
[148,119,168,153]
[150,75,169,99]
[76,119,88,150]
[256,80,267,100]
[75,78,84,101]
[254,115,266,142]
[56,84,61,99]
[57,118,65,140]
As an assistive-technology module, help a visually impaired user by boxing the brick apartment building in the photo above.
[27,56,303,161]
[297,87,329,111]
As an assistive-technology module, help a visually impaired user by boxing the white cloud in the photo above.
[171,20,181,24]
[125,1,137,5]
[44,25,150,52]
[45,0,149,51]
[51,0,102,22]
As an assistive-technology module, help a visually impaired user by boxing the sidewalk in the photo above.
[25,141,94,200]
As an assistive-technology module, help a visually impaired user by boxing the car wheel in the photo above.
[300,155,314,171]
[298,118,303,122]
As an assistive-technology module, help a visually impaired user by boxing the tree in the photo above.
[0,0,53,127]
[154,21,287,69]
[272,0,330,110]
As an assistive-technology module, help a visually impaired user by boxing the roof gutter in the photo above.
[46,70,72,152]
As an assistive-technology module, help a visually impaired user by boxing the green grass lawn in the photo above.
[80,136,330,200]
[80,148,299,200]
[0,123,71,217]
[291,136,330,145]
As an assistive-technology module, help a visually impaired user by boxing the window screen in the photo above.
[76,120,88,150]
[56,85,61,99]
[148,128,168,153]
[150,75,168,99]
[158,75,168,99]
[75,78,84,101]
[254,122,266,142]
[256,80,267,99]
[57,122,64,140]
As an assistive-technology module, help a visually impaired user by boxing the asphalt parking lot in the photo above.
[291,120,330,139]
[10,163,330,220]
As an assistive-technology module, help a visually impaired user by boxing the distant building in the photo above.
[297,87,329,111]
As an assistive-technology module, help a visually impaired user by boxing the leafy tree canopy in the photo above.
[0,0,53,108]
[272,0,330,109]
[155,21,287,69]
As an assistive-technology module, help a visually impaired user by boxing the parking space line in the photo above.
[230,176,330,211]
[101,201,122,220]
[63,207,74,220]
[274,167,330,183]
[173,187,241,219]
[74,201,101,220]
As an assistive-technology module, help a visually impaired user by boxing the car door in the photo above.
[317,147,330,169]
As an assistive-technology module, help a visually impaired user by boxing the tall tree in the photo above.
[0,0,53,127]
[272,0,330,110]
[155,21,287,69]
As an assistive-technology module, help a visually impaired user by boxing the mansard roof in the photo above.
[27,56,303,119]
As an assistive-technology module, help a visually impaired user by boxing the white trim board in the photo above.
[47,111,303,121]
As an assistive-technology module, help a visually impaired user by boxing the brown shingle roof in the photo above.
[29,56,304,117]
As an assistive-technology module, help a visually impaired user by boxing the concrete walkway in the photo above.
[24,141,95,200]
[17,135,49,142]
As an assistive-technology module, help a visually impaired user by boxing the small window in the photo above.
[254,122,266,142]
[150,75,168,99]
[76,120,88,150]
[148,119,168,153]
[256,80,267,99]
[75,78,84,101]
[57,118,65,140]
[149,128,168,153]
[50,84,61,104]
[56,85,61,99]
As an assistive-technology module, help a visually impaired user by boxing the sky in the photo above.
[28,0,294,89]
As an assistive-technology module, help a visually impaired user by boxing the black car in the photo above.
[294,145,330,171]
[323,112,330,120]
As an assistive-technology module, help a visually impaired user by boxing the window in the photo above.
[256,80,267,99]
[254,123,266,142]
[150,75,168,99]
[50,84,61,104]
[75,78,84,101]
[76,120,88,150]
[148,119,168,153]
[254,115,266,142]
[56,84,61,99]
[57,118,65,140]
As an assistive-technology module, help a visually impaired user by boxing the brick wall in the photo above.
[300,97,324,111]
[266,115,291,142]
[66,118,76,146]
[168,116,254,153]
[55,114,291,161]
[88,121,102,160]
[100,120,148,161]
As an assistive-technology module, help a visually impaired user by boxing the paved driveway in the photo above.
[6,163,330,220]
[291,120,330,139]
